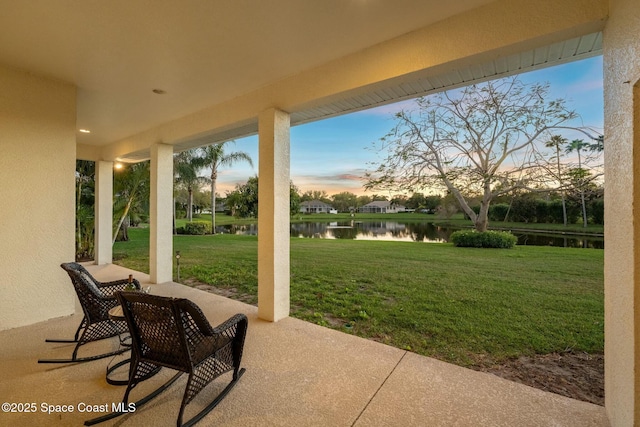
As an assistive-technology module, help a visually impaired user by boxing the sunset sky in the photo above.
[214,55,604,197]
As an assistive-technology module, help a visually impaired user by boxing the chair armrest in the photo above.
[178,299,246,338]
[176,299,248,366]
[211,314,248,337]
[214,314,248,367]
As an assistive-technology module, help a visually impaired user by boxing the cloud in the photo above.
[336,173,364,181]
[565,78,603,94]
[553,77,604,104]
[295,181,367,196]
[290,169,370,194]
[214,180,248,195]
[214,168,370,196]
[293,169,367,183]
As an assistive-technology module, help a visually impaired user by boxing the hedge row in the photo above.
[482,199,604,225]
[176,222,212,235]
[450,230,517,248]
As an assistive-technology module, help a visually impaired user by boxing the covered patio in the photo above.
[0,263,607,426]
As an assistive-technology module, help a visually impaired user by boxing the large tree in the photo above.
[331,191,358,212]
[565,139,594,228]
[113,161,150,243]
[366,76,582,232]
[226,176,301,218]
[75,160,95,260]
[300,190,331,203]
[174,149,206,222]
[226,176,259,218]
[545,135,569,226]
[199,141,253,233]
[534,134,603,227]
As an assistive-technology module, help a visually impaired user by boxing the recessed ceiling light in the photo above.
[79,129,91,133]
[152,89,166,94]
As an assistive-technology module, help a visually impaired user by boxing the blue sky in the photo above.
[217,55,604,197]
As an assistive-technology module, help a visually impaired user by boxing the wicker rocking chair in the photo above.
[38,262,140,364]
[85,292,248,427]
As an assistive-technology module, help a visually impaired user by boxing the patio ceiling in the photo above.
[0,0,494,146]
[0,1,602,161]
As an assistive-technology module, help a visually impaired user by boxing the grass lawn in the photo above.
[114,227,603,368]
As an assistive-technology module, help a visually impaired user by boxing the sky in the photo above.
[214,55,604,197]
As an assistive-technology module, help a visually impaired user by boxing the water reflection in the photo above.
[288,221,452,242]
[215,221,603,248]
[514,232,604,249]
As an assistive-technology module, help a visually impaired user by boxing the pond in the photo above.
[214,221,604,248]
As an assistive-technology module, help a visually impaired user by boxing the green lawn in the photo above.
[114,227,603,368]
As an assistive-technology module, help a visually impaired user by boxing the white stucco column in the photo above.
[0,65,76,330]
[94,160,113,265]
[258,108,290,322]
[150,143,173,283]
[604,0,640,424]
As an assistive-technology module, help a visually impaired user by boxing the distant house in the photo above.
[300,200,334,214]
[215,201,228,212]
[358,201,406,213]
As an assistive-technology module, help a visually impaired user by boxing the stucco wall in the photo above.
[0,65,77,330]
[603,0,640,424]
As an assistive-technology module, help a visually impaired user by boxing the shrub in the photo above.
[488,203,510,222]
[183,222,211,235]
[509,197,538,223]
[450,230,517,248]
[547,199,581,224]
[548,200,565,224]
[590,199,604,225]
[534,200,551,223]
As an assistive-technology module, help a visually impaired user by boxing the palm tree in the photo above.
[199,142,253,233]
[565,139,590,228]
[545,135,568,226]
[174,149,206,222]
[75,160,95,260]
[113,161,150,244]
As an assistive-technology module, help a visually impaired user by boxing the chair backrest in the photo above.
[60,262,107,322]
[117,292,195,372]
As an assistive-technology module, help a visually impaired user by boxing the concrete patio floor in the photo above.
[0,263,608,426]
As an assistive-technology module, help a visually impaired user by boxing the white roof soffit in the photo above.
[292,32,603,124]
[121,31,602,162]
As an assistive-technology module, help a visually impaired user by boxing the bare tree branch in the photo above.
[365,76,600,231]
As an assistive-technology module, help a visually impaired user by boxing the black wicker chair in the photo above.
[38,262,140,364]
[86,292,247,427]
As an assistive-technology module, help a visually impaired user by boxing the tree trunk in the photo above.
[580,190,588,228]
[447,185,478,225]
[121,216,130,241]
[76,180,82,259]
[555,146,568,226]
[474,181,492,232]
[173,197,177,235]
[475,200,490,232]
[187,187,193,222]
[475,216,488,232]
[113,196,134,245]
[211,171,217,234]
[577,150,588,228]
